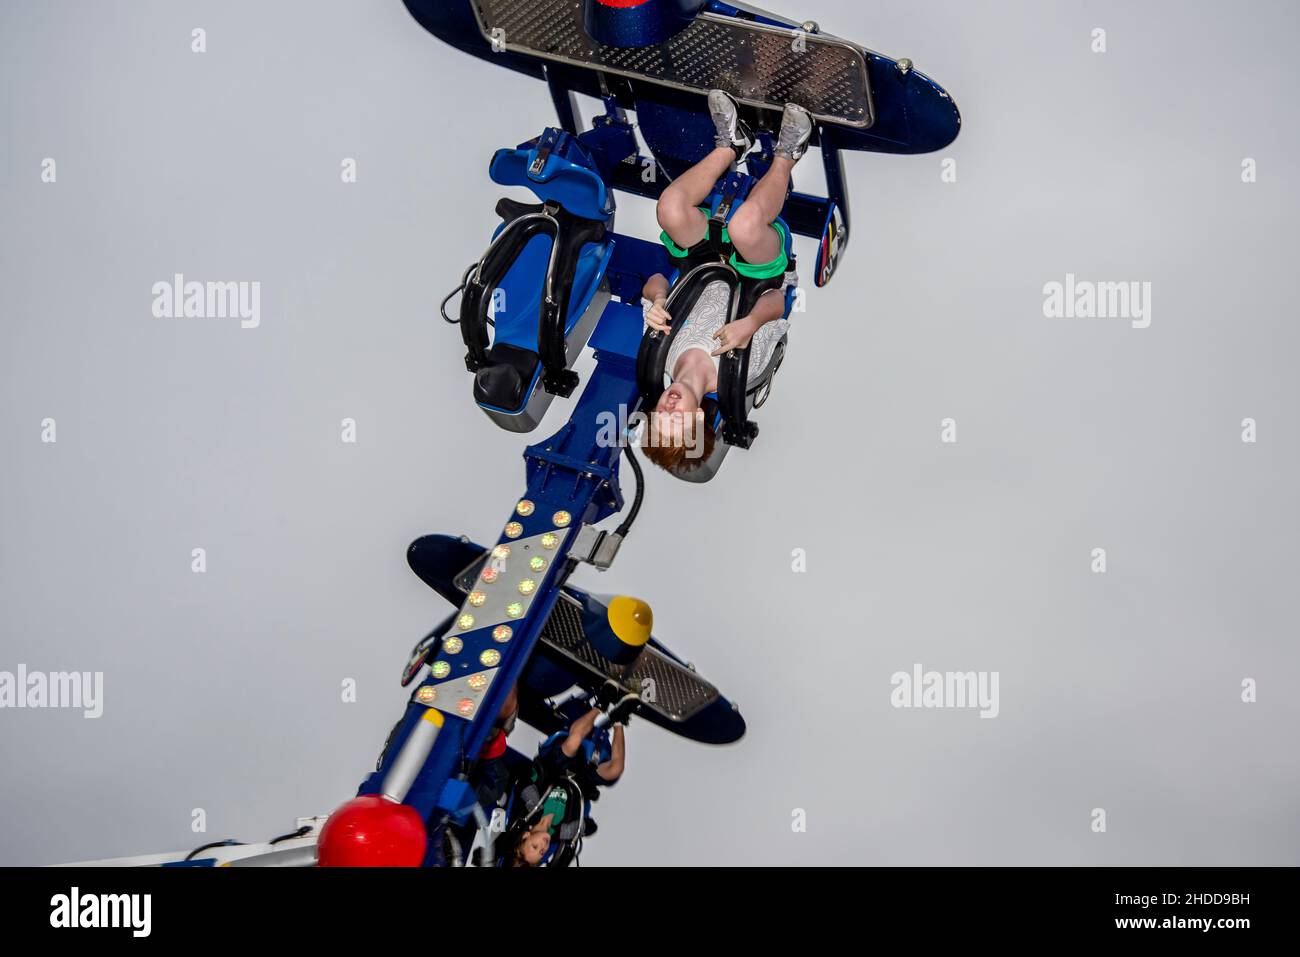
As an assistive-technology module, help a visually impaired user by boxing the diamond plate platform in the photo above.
[469,0,873,128]
[540,593,718,722]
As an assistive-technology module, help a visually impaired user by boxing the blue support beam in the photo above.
[357,320,641,863]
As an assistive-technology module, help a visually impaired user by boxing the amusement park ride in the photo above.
[75,0,960,867]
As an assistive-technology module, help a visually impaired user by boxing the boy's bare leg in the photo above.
[729,102,811,264]
[560,707,601,758]
[727,155,794,265]
[656,146,736,250]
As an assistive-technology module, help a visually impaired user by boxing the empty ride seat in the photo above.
[458,128,617,431]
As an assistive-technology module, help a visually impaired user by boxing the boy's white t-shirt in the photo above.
[644,278,790,388]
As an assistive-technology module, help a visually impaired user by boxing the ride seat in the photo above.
[459,128,617,432]
[635,190,796,482]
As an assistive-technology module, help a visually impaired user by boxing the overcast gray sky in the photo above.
[1,0,1297,865]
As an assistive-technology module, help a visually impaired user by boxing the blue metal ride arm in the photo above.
[358,333,641,864]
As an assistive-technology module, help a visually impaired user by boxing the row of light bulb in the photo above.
[416,501,573,718]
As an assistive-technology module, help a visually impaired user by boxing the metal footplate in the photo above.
[539,593,718,722]
[469,0,874,128]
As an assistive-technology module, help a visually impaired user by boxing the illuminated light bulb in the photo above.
[516,500,535,517]
[492,625,512,643]
[517,579,536,596]
[457,613,474,630]
[504,522,523,539]
[467,674,489,691]
[492,544,511,560]
[529,556,546,572]
[480,649,501,667]
[444,637,463,654]
[457,698,475,716]
[431,661,451,679]
[480,567,499,584]
[552,510,572,528]
[468,591,487,607]
[541,533,558,550]
[416,686,437,704]
[506,602,524,619]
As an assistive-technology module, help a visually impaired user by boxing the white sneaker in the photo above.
[709,89,754,160]
[774,102,813,161]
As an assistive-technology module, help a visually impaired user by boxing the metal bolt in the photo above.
[896,57,913,76]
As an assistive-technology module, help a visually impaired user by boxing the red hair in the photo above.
[641,413,716,476]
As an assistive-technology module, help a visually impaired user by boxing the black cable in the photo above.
[268,826,312,845]
[556,555,581,589]
[613,442,645,539]
[184,839,244,861]
[441,263,490,325]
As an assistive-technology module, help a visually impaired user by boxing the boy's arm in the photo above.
[643,273,672,333]
[642,273,669,305]
[712,287,785,355]
[742,287,787,329]
[596,724,625,782]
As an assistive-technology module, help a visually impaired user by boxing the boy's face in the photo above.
[521,830,550,865]
[652,382,701,447]
[656,380,699,415]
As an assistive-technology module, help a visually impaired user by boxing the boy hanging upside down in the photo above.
[640,90,812,476]
[508,698,634,867]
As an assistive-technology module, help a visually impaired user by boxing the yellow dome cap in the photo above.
[607,596,653,648]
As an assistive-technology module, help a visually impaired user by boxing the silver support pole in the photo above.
[381,710,443,803]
